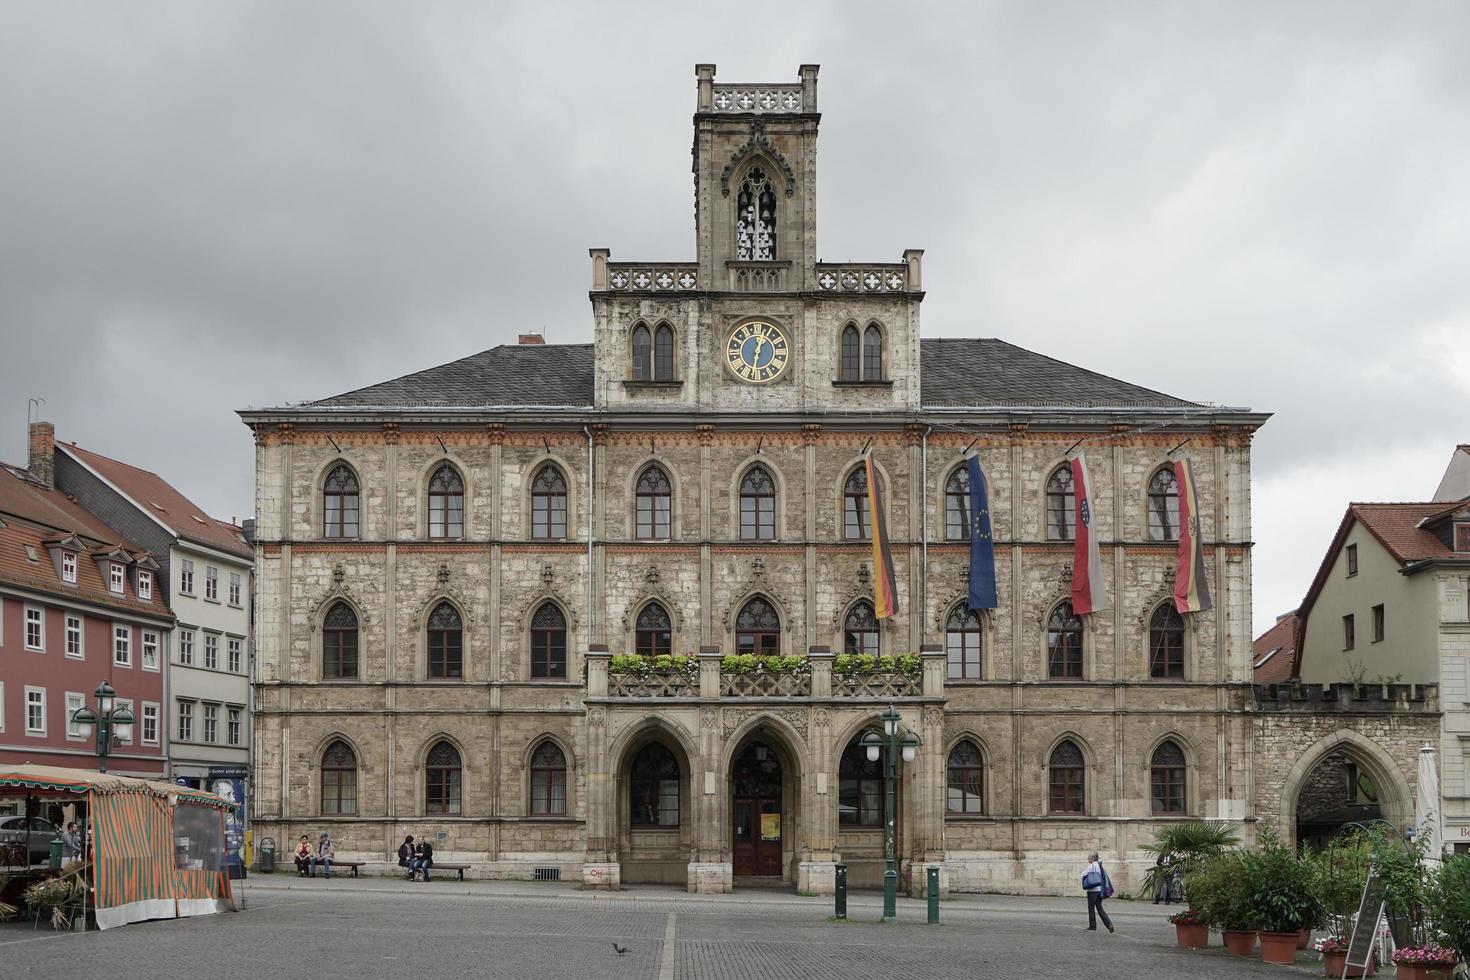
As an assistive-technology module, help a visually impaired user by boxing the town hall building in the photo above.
[240,65,1268,895]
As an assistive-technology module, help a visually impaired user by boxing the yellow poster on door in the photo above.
[760,812,781,841]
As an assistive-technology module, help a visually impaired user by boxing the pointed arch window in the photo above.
[635,602,672,656]
[946,605,983,679]
[735,166,776,261]
[631,323,652,381]
[530,741,567,816]
[735,596,780,655]
[945,466,971,540]
[843,466,870,540]
[630,743,680,826]
[323,464,359,539]
[843,600,879,655]
[947,741,985,814]
[635,465,672,539]
[654,324,675,381]
[425,741,461,815]
[863,324,883,381]
[1150,740,1187,814]
[426,601,463,679]
[1046,602,1083,679]
[530,602,567,679]
[839,734,884,826]
[427,463,464,539]
[320,740,357,815]
[531,464,568,540]
[1147,467,1180,542]
[739,465,776,540]
[322,602,359,680]
[1046,466,1076,541]
[840,325,862,381]
[1149,604,1185,679]
[1048,740,1085,814]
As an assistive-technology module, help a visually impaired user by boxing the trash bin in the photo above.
[258,836,276,873]
[50,836,63,869]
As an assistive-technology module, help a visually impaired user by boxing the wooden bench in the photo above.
[293,860,364,878]
[432,863,469,881]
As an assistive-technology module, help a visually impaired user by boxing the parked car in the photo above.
[0,816,61,865]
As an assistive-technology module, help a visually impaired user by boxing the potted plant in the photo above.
[1391,946,1458,980]
[1188,851,1257,954]
[1424,852,1469,970]
[1140,820,1240,905]
[1243,831,1323,965]
[1314,936,1375,978]
[1169,908,1209,949]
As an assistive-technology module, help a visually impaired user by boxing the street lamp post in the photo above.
[69,681,135,774]
[860,704,921,921]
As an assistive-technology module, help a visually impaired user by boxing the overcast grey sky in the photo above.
[2,1,1466,634]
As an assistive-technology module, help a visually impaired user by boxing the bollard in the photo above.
[834,863,847,919]
[927,866,939,924]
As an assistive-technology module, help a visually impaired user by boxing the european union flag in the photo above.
[966,454,998,610]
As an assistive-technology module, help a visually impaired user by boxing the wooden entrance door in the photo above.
[731,741,783,877]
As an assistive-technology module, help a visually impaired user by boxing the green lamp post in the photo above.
[860,704,921,921]
[69,681,135,774]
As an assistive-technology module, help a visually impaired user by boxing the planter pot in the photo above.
[1222,930,1258,955]
[1260,931,1300,965]
[1323,950,1375,977]
[1297,927,1312,950]
[1174,922,1209,949]
[1395,965,1457,980]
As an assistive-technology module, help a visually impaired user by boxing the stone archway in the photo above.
[721,715,807,887]
[1279,729,1414,848]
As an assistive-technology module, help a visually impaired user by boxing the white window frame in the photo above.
[141,630,159,670]
[141,701,160,745]
[66,692,86,739]
[24,605,45,651]
[229,572,242,607]
[65,614,84,659]
[227,706,242,746]
[61,551,77,584]
[203,703,219,743]
[204,633,219,670]
[205,566,218,601]
[137,570,152,600]
[109,562,125,594]
[115,698,133,743]
[177,699,195,742]
[178,628,194,666]
[25,687,46,736]
[113,624,132,667]
[227,637,242,673]
[180,559,195,595]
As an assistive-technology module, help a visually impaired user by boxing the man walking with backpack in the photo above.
[1082,851,1115,933]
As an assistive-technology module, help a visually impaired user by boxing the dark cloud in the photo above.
[2,1,1466,631]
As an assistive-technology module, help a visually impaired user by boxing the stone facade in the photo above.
[241,65,1270,895]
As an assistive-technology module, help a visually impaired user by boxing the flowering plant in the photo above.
[833,653,923,677]
[1392,945,1459,966]
[1311,936,1347,953]
[608,653,699,678]
[1168,908,1206,926]
[721,654,809,675]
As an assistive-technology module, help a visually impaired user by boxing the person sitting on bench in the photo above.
[411,836,434,882]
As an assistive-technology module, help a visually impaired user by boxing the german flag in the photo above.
[865,453,899,619]
[1172,458,1213,614]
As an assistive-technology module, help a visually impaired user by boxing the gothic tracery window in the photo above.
[323,601,359,679]
[635,602,672,656]
[427,601,463,679]
[1046,601,1083,679]
[1151,740,1187,815]
[323,464,360,539]
[843,466,870,540]
[843,600,879,655]
[863,324,883,381]
[946,605,983,679]
[947,741,985,814]
[736,167,777,261]
[635,464,672,539]
[530,741,567,816]
[321,740,357,815]
[739,465,776,540]
[531,464,568,540]
[1149,604,1185,679]
[945,466,971,540]
[530,601,567,679]
[428,463,464,539]
[631,323,652,381]
[425,741,462,815]
[840,325,861,381]
[735,596,781,655]
[630,742,680,826]
[1048,740,1085,814]
[1148,466,1180,542]
[654,324,675,381]
[1046,466,1076,541]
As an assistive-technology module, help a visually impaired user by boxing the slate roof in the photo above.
[1252,611,1299,685]
[299,338,1204,413]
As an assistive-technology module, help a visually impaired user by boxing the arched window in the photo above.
[425,741,461,815]
[323,464,360,539]
[839,324,861,382]
[629,743,680,826]
[946,605,983,679]
[843,466,870,540]
[735,166,776,261]
[630,323,651,381]
[863,324,883,381]
[1045,466,1076,541]
[1048,740,1085,814]
[838,733,884,826]
[947,741,985,814]
[735,596,780,655]
[739,465,776,540]
[1149,604,1185,679]
[653,324,675,382]
[635,602,672,656]
[1151,740,1187,814]
[1147,467,1180,542]
[531,464,568,540]
[945,466,971,540]
[426,601,463,679]
[1046,602,1083,679]
[635,465,672,540]
[530,602,567,679]
[843,600,879,655]
[427,463,464,539]
[530,741,567,816]
[322,602,359,680]
[320,740,357,815]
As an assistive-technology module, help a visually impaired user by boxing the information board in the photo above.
[1344,869,1386,976]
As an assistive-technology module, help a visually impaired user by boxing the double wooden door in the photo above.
[731,742,783,877]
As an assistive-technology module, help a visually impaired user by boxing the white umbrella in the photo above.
[1416,743,1444,866]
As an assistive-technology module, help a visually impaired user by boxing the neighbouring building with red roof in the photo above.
[1251,610,1298,686]
[0,423,172,781]
[1295,498,1470,853]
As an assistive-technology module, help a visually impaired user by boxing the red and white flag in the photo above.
[1070,452,1111,615]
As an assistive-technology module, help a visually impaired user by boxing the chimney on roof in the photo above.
[27,421,55,489]
[518,333,545,345]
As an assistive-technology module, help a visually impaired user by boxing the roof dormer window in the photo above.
[137,569,153,600]
[61,551,77,584]
[1456,522,1470,553]
[23,544,39,562]
[109,562,125,594]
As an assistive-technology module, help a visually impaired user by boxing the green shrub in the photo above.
[833,652,923,676]
[1187,850,1253,931]
[721,654,809,674]
[608,653,698,676]
[1426,852,1470,962]
[1242,830,1322,933]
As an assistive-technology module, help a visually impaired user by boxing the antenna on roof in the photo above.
[326,435,342,455]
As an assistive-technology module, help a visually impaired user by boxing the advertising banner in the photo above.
[208,766,248,878]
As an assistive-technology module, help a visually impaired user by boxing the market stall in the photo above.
[0,764,235,930]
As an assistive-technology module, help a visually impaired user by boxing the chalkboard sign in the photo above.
[1345,869,1386,973]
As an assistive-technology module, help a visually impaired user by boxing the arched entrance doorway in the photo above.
[1279,730,1413,850]
[731,741,783,878]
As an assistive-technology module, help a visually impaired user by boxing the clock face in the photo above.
[724,320,791,384]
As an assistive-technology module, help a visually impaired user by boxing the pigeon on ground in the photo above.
[611,943,628,956]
